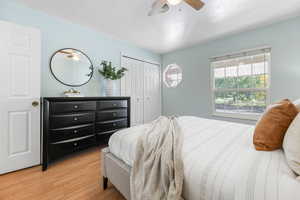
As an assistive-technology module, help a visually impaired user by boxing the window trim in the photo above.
[210,47,271,121]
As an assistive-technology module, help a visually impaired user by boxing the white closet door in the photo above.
[0,21,41,174]
[121,56,161,125]
[144,63,161,123]
[136,61,145,125]
[121,57,144,126]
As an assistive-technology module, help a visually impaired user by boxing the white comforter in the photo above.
[109,116,300,200]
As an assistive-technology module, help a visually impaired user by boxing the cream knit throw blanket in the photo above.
[130,116,184,200]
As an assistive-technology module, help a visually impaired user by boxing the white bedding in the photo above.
[108,116,300,200]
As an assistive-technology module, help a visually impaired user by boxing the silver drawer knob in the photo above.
[74,142,78,147]
[74,105,79,109]
[74,117,78,121]
[113,103,117,106]
[113,123,116,127]
[74,130,78,134]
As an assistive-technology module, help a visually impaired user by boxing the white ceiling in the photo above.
[18,0,300,54]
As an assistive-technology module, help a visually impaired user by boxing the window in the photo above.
[163,64,182,88]
[211,48,271,120]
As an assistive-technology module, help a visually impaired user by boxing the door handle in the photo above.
[32,101,39,107]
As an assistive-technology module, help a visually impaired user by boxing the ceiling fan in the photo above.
[148,0,205,16]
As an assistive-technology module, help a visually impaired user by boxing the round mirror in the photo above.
[50,48,93,87]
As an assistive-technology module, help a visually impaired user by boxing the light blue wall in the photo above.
[2,0,299,124]
[162,16,300,124]
[0,0,161,97]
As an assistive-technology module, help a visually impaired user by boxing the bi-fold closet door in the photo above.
[143,62,161,123]
[121,56,161,126]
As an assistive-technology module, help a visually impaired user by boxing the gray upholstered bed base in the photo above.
[101,148,131,200]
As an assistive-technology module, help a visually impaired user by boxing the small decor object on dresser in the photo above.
[42,97,130,171]
[98,61,127,96]
[63,88,84,97]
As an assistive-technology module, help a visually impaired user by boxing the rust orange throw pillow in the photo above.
[253,99,299,151]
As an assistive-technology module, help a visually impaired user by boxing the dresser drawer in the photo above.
[97,100,127,110]
[96,109,127,121]
[96,131,116,144]
[50,112,95,128]
[49,135,96,160]
[95,119,128,133]
[51,101,96,114]
[49,124,94,142]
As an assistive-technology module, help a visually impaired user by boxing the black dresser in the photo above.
[42,97,130,171]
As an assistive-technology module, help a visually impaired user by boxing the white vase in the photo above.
[105,79,116,96]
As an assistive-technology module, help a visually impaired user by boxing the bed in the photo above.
[101,116,300,200]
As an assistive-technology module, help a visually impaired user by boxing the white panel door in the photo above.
[144,63,161,123]
[0,21,41,174]
[121,57,144,126]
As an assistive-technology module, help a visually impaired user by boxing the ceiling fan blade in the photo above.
[160,4,170,13]
[148,0,168,16]
[184,0,205,10]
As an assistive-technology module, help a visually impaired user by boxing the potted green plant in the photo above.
[99,61,127,96]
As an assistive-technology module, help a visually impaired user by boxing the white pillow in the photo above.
[283,113,300,176]
[293,99,300,109]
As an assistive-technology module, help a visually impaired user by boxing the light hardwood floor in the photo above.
[0,147,125,200]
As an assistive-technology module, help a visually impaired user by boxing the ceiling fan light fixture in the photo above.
[167,0,182,5]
